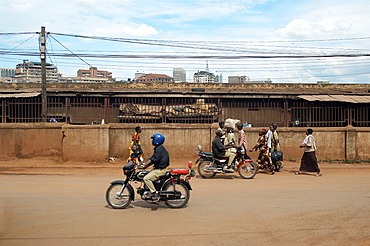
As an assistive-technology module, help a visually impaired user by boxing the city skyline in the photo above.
[0,0,369,83]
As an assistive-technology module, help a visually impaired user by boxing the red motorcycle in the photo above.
[196,145,257,179]
[106,161,195,209]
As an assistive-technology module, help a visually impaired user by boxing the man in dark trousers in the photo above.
[139,133,170,199]
[212,129,236,172]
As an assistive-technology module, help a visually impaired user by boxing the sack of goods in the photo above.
[271,151,283,161]
[224,118,240,129]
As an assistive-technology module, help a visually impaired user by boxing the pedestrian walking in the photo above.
[296,129,322,176]
[127,126,143,164]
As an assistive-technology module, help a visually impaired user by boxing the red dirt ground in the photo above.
[0,157,369,246]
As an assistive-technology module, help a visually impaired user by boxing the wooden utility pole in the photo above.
[40,26,47,122]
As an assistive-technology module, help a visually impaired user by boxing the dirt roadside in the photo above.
[1,157,369,246]
[1,156,369,176]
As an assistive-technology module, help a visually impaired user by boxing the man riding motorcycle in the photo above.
[212,129,236,172]
[139,133,170,199]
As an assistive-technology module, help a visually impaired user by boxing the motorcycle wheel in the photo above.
[106,184,132,209]
[198,160,217,178]
[238,161,258,179]
[163,182,190,209]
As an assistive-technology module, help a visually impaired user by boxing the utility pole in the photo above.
[40,26,47,122]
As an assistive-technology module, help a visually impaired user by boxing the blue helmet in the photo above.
[151,133,165,146]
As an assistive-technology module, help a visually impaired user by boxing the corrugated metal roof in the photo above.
[0,92,41,98]
[298,95,370,103]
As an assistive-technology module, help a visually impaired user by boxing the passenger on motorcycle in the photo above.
[236,123,248,155]
[139,133,170,199]
[212,129,236,172]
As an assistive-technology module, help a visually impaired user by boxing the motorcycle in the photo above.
[195,145,258,179]
[106,161,196,209]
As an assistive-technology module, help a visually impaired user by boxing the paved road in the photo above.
[0,167,369,246]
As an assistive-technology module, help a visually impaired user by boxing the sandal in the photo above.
[295,172,302,175]
[315,173,322,177]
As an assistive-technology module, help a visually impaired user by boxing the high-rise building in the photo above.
[59,67,115,83]
[77,67,113,79]
[214,72,223,83]
[173,68,186,83]
[15,60,58,83]
[0,68,16,78]
[193,71,218,83]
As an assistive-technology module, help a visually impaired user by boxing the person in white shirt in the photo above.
[296,129,321,177]
[265,125,274,152]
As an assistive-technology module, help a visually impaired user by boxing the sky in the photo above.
[0,0,369,83]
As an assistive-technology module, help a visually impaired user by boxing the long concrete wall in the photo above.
[0,123,369,163]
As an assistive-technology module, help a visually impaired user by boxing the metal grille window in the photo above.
[223,100,285,127]
[68,97,105,124]
[0,94,369,127]
[166,98,218,124]
[289,101,347,127]
[111,97,163,124]
[352,104,370,127]
[47,97,67,123]
[6,97,42,123]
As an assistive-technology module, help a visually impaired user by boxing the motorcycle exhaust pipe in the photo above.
[204,168,223,173]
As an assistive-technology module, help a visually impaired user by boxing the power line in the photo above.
[50,32,370,55]
[0,34,37,58]
[1,30,369,81]
[0,32,37,36]
[48,34,93,68]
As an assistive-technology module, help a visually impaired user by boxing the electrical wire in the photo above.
[0,34,37,58]
[1,31,370,81]
[48,34,93,68]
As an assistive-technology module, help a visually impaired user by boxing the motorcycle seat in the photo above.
[202,151,213,156]
[171,169,189,175]
[161,172,172,179]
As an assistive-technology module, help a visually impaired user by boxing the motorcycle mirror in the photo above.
[197,145,202,151]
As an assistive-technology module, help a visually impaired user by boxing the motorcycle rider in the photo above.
[212,129,236,172]
[139,133,170,199]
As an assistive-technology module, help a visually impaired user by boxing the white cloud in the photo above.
[122,24,158,37]
[276,18,352,38]
[0,0,369,82]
